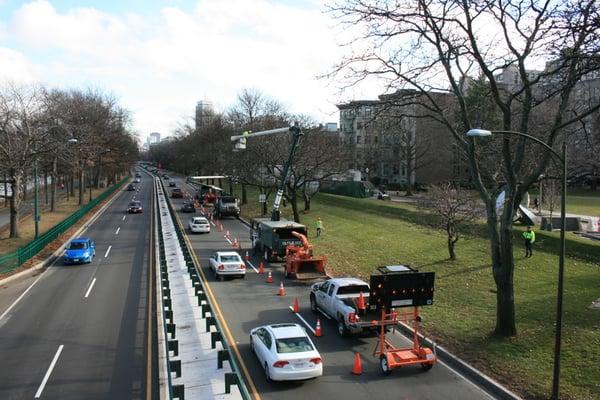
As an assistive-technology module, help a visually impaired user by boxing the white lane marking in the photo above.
[224,236,232,244]
[104,246,112,258]
[115,227,120,235]
[289,308,316,334]
[84,278,97,298]
[0,273,44,323]
[245,260,258,273]
[34,345,64,398]
[122,215,126,221]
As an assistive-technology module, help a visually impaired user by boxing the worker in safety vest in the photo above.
[316,218,323,237]
[522,226,536,258]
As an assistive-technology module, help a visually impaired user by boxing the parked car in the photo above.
[169,181,176,187]
[209,251,245,280]
[134,177,141,183]
[163,174,170,180]
[127,200,143,213]
[181,202,196,213]
[63,237,96,264]
[171,188,183,198]
[250,323,323,382]
[377,191,390,200]
[188,217,211,233]
[127,184,136,191]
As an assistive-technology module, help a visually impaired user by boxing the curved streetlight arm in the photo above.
[467,129,563,162]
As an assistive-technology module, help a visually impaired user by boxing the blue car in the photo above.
[63,238,96,264]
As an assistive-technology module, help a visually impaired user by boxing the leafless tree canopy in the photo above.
[327,0,600,336]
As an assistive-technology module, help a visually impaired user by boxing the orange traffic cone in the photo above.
[357,292,366,312]
[314,318,323,337]
[351,353,363,375]
[292,298,299,313]
[258,261,265,274]
[244,251,250,261]
[278,281,286,296]
[266,271,273,283]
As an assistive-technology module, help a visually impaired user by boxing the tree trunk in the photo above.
[304,192,311,211]
[9,173,22,238]
[44,171,49,205]
[70,174,75,197]
[490,199,518,337]
[448,237,456,260]
[78,169,84,205]
[241,184,247,205]
[50,158,57,212]
[289,189,300,223]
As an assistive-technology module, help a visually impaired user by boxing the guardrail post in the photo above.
[168,339,179,356]
[166,322,176,339]
[169,359,182,378]
[225,372,239,394]
[201,303,211,318]
[172,384,185,400]
[211,331,223,349]
[217,349,229,369]
[206,316,216,333]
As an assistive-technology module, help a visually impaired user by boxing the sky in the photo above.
[0,0,376,142]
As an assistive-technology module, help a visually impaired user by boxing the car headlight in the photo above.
[83,252,90,257]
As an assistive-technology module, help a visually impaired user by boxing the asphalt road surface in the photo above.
[0,171,156,400]
[168,174,497,400]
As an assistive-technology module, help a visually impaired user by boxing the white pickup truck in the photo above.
[310,278,380,337]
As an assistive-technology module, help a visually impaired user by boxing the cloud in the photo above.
[0,47,38,83]
[2,0,350,138]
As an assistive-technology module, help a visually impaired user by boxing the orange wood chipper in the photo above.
[284,231,329,280]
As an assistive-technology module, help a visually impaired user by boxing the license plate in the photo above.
[293,362,307,368]
[73,259,79,262]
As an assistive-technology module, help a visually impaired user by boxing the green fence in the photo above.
[0,178,128,275]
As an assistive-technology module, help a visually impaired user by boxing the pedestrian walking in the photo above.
[523,226,536,258]
[316,217,323,237]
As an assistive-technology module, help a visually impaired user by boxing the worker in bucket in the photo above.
[316,217,323,237]
[522,226,536,258]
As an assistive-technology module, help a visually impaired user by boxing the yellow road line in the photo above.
[173,208,261,400]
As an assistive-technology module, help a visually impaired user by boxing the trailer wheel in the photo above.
[310,295,318,313]
[380,355,392,375]
[421,363,433,371]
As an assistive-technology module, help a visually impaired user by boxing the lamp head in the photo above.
[466,129,492,137]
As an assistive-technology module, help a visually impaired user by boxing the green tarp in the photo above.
[320,180,374,198]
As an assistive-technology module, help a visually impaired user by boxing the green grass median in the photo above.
[234,185,600,400]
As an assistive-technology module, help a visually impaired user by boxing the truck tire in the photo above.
[310,295,318,313]
[337,318,349,337]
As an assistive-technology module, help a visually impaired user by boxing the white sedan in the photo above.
[250,323,323,382]
[208,251,245,280]
[188,217,210,233]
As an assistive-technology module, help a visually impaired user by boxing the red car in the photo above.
[171,188,183,198]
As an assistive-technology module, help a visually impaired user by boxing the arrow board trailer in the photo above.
[369,265,437,375]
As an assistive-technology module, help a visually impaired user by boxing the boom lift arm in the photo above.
[230,124,303,221]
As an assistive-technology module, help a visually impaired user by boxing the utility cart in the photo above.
[368,265,437,375]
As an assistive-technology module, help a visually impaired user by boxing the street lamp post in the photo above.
[466,129,567,400]
[33,156,39,238]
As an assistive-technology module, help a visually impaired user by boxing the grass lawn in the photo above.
[234,185,600,400]
[530,188,600,216]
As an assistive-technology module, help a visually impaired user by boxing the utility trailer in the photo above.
[250,218,307,261]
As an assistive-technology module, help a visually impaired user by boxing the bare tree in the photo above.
[418,183,480,260]
[328,0,600,336]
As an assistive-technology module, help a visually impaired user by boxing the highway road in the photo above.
[0,171,157,400]
[168,174,497,400]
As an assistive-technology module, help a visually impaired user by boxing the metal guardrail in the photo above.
[156,174,250,399]
[0,178,128,275]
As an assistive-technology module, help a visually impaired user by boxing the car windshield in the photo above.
[69,242,88,250]
[129,202,141,206]
[275,337,314,353]
[220,255,241,262]
[337,285,370,295]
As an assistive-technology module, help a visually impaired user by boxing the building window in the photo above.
[393,164,400,174]
[402,165,406,176]
[357,122,363,130]
[365,107,371,115]
[356,136,362,144]
[374,136,378,143]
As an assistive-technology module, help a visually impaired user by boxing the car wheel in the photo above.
[264,362,272,382]
[240,274,246,279]
[310,295,318,313]
[337,319,349,337]
[380,355,392,375]
[421,362,433,371]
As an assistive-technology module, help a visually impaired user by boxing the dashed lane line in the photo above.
[104,246,112,258]
[84,278,96,298]
[34,344,64,398]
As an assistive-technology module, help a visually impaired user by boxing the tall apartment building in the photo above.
[337,91,464,186]
[195,101,214,131]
